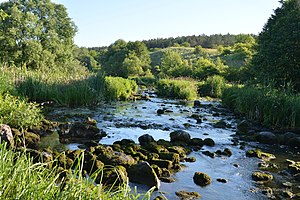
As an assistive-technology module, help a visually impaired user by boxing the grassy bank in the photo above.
[222,86,300,129]
[156,78,197,100]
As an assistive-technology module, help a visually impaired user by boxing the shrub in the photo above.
[222,86,300,128]
[0,94,43,128]
[104,77,138,100]
[156,79,198,100]
[198,75,226,98]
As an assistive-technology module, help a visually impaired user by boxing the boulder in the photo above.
[252,171,273,181]
[216,178,228,183]
[193,172,212,186]
[288,137,300,148]
[170,130,191,143]
[157,109,164,115]
[213,120,227,129]
[255,131,278,144]
[189,138,204,146]
[175,191,201,199]
[246,149,275,161]
[97,166,127,185]
[128,162,160,189]
[0,124,14,148]
[113,139,135,146]
[138,134,155,146]
[159,152,180,164]
[203,138,215,146]
[58,122,106,142]
[193,100,201,108]
[236,120,251,134]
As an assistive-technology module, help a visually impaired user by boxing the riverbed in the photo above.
[43,97,300,200]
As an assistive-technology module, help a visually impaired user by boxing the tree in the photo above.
[251,0,300,91]
[0,0,77,69]
[73,47,98,70]
[101,40,151,77]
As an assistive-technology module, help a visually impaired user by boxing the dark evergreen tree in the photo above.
[251,0,300,91]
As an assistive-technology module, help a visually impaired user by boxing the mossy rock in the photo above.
[98,150,137,168]
[159,152,180,164]
[151,164,163,177]
[252,171,273,181]
[167,146,190,157]
[21,131,41,148]
[286,159,300,174]
[135,152,147,161]
[189,138,204,147]
[175,191,201,199]
[96,166,128,186]
[185,157,197,162]
[157,139,172,147]
[161,168,171,178]
[128,162,160,189]
[144,142,169,154]
[150,159,173,169]
[203,138,215,147]
[202,151,216,158]
[113,139,135,146]
[246,149,276,161]
[193,172,212,186]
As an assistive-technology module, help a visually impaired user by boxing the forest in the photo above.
[0,0,300,199]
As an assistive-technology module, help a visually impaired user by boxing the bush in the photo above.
[198,75,227,98]
[104,77,138,100]
[156,79,198,100]
[222,86,300,128]
[0,94,43,128]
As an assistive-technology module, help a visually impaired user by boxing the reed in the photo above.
[156,78,198,100]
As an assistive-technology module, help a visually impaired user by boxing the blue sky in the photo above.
[1,0,281,47]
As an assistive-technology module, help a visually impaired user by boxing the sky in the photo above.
[0,0,281,47]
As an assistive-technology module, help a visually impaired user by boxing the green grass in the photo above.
[156,78,198,100]
[198,75,227,98]
[0,144,152,200]
[104,76,138,101]
[222,86,300,128]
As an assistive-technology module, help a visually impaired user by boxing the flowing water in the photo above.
[43,96,300,200]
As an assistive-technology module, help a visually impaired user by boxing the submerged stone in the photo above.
[193,172,212,186]
[175,191,201,199]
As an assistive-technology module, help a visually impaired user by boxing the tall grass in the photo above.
[1,65,105,107]
[198,75,227,98]
[156,78,198,100]
[0,144,152,200]
[222,86,300,128]
[104,76,138,101]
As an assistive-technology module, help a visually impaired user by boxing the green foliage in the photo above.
[251,0,300,91]
[0,144,151,200]
[156,79,198,100]
[0,94,43,128]
[101,40,151,78]
[222,86,300,128]
[194,45,208,57]
[131,76,157,87]
[104,77,138,100]
[198,75,227,98]
[0,0,77,69]
[73,47,99,71]
[0,72,15,95]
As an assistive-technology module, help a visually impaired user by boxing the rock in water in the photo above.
[255,131,278,144]
[193,172,212,186]
[193,100,201,108]
[138,134,155,146]
[170,130,191,143]
[0,124,14,148]
[128,162,160,189]
[175,191,201,199]
[252,171,273,181]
